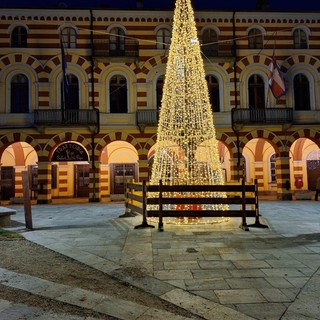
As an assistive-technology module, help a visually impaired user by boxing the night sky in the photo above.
[1,0,320,10]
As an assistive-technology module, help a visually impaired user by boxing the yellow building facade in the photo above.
[0,7,319,203]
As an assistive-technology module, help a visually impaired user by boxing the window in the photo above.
[11,26,27,48]
[202,28,218,57]
[248,28,263,49]
[156,75,164,109]
[248,74,265,109]
[269,154,276,183]
[156,28,171,49]
[61,27,77,49]
[293,29,308,49]
[206,75,220,112]
[11,74,29,113]
[61,74,79,110]
[110,75,128,113]
[294,74,310,110]
[109,27,125,54]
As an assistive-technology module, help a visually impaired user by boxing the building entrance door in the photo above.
[111,163,136,195]
[75,164,90,197]
[0,166,15,200]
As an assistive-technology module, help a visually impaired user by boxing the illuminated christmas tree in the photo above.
[150,0,227,208]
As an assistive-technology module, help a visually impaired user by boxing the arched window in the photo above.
[294,74,310,110]
[156,75,164,109]
[293,29,308,49]
[269,153,276,183]
[61,27,77,49]
[109,27,125,55]
[11,26,27,48]
[248,74,265,109]
[248,28,263,49]
[202,28,218,57]
[11,74,29,113]
[206,75,220,112]
[61,74,79,110]
[156,28,171,49]
[110,75,127,113]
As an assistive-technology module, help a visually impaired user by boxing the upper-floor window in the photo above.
[61,27,77,49]
[110,75,127,113]
[11,26,27,48]
[61,74,79,110]
[293,29,308,49]
[202,28,218,57]
[109,27,125,54]
[206,75,220,112]
[156,28,171,49]
[156,75,165,109]
[248,28,263,49]
[248,74,265,109]
[11,74,29,113]
[294,73,310,110]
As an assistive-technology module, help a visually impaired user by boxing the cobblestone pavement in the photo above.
[1,200,320,320]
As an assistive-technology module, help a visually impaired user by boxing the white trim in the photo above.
[7,22,29,34]
[291,25,311,37]
[58,23,79,35]
[106,24,127,34]
[200,25,221,37]
[246,24,266,36]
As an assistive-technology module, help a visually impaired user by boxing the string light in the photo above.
[149,0,229,215]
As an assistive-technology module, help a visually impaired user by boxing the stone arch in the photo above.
[236,54,272,79]
[0,132,42,156]
[45,54,91,77]
[42,132,92,161]
[217,132,238,157]
[95,132,142,160]
[285,128,320,150]
[140,134,158,160]
[240,129,284,154]
[282,54,320,73]
[0,53,44,75]
[139,55,168,79]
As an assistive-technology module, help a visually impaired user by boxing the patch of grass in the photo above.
[0,228,24,240]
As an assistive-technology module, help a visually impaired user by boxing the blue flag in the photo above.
[60,38,69,95]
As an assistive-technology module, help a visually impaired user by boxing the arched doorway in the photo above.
[51,142,90,198]
[101,141,138,200]
[0,142,38,201]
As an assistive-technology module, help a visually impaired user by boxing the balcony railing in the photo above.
[201,41,235,58]
[232,108,293,127]
[136,110,159,131]
[34,109,99,129]
[93,39,139,58]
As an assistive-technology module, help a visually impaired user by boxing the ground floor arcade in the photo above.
[0,127,319,204]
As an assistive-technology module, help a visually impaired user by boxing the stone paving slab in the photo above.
[3,201,320,320]
[0,268,193,320]
[0,299,100,320]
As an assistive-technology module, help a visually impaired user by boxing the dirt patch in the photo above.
[0,238,200,319]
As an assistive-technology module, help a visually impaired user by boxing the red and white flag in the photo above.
[268,57,286,99]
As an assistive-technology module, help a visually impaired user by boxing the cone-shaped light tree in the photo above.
[150,0,227,203]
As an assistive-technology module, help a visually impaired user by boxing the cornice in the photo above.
[0,8,319,24]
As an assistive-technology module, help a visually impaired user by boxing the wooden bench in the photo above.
[0,206,17,227]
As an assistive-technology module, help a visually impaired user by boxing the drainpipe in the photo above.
[90,9,100,202]
[230,11,241,181]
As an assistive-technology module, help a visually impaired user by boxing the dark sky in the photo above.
[1,0,320,10]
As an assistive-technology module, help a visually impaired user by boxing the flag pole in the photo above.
[60,34,68,121]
